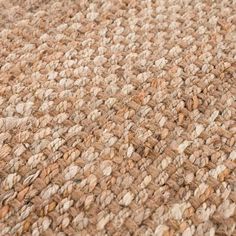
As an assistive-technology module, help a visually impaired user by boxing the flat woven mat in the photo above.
[0,0,236,235]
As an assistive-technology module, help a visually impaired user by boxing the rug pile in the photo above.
[0,0,235,235]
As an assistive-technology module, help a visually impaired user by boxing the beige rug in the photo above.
[0,0,236,235]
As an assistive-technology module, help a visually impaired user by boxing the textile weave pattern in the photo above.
[0,0,235,235]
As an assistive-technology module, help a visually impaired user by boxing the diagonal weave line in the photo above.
[0,0,235,235]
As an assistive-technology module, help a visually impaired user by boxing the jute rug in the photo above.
[0,0,235,235]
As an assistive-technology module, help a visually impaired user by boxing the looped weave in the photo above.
[0,0,235,235]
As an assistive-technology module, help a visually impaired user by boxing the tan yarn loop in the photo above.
[0,0,235,235]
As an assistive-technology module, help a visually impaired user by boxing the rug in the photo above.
[0,0,235,235]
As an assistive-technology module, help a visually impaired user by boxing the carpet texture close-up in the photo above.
[0,0,236,235]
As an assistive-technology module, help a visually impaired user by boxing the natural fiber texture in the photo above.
[0,0,236,235]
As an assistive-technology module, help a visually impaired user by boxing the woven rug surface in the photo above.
[0,0,236,235]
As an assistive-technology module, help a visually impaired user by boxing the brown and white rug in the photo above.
[0,0,235,235]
